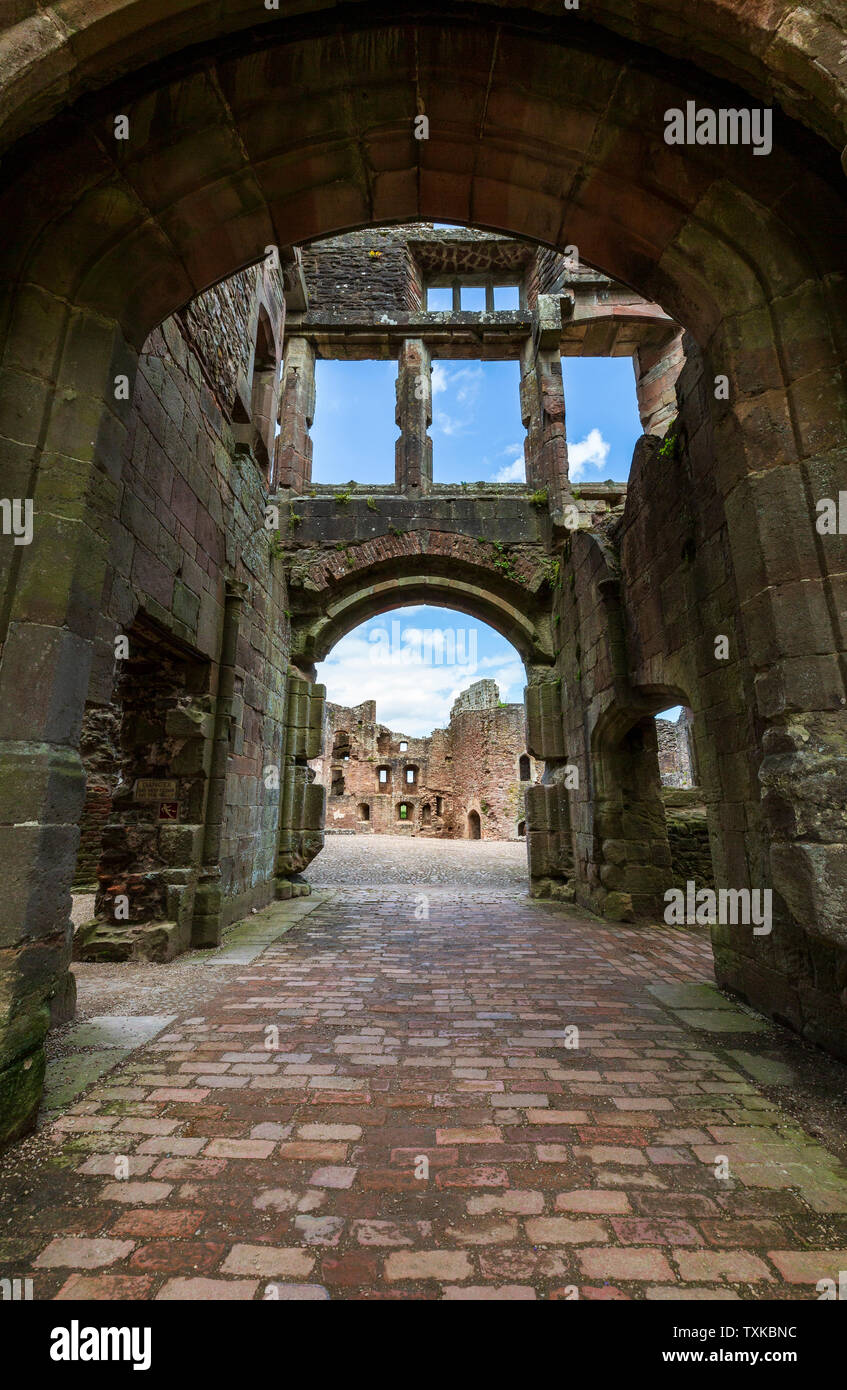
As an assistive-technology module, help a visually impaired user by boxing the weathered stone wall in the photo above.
[72,706,120,890]
[179,269,257,420]
[77,265,294,957]
[316,704,445,837]
[448,683,530,839]
[664,789,714,890]
[542,327,847,1058]
[550,339,757,927]
[656,710,695,788]
[300,230,423,314]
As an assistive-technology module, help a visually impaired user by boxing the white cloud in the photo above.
[431,363,485,437]
[454,365,483,406]
[431,362,449,396]
[433,411,465,437]
[316,626,522,735]
[480,657,525,700]
[494,455,525,483]
[568,427,610,481]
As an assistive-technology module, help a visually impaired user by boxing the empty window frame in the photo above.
[425,278,524,313]
[310,360,399,484]
[431,359,523,484]
[426,286,453,311]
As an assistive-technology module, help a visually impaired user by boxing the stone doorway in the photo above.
[2,6,847,1149]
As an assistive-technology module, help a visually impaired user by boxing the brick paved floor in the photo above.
[2,841,847,1301]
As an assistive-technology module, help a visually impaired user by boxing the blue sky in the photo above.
[310,355,643,487]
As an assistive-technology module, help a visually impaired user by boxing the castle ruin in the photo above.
[0,4,845,1153]
[313,680,537,841]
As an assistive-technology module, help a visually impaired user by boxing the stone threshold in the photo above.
[647,981,769,1036]
[205,890,334,966]
[40,1015,178,1117]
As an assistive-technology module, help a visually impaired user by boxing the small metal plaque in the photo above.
[135,778,178,803]
[158,801,180,822]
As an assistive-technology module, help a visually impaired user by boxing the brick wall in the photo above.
[300,230,422,314]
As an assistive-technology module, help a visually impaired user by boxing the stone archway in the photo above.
[285,525,556,672]
[1,3,843,161]
[0,7,846,1141]
[468,810,481,840]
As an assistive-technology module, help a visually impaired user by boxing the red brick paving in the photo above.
[2,886,847,1300]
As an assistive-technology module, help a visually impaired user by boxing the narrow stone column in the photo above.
[395,339,432,495]
[524,675,574,897]
[634,329,685,435]
[277,337,315,492]
[193,579,248,947]
[275,671,326,897]
[520,296,568,509]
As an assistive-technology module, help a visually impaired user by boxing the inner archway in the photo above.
[309,604,534,859]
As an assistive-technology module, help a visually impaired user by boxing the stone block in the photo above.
[159,823,204,867]
[0,1045,45,1150]
[603,892,635,922]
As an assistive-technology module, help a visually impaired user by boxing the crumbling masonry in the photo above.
[1,5,846,1146]
[313,680,537,840]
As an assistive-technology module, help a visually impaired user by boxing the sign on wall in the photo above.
[134,779,178,803]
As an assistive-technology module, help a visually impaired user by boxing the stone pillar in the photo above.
[275,671,326,897]
[192,579,248,947]
[520,295,568,509]
[524,675,574,896]
[277,337,315,492]
[634,329,685,436]
[525,679,566,762]
[0,304,135,1148]
[526,781,574,899]
[395,339,432,495]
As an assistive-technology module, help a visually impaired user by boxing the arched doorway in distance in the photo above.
[468,810,481,840]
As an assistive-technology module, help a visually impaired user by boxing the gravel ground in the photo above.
[307,833,529,887]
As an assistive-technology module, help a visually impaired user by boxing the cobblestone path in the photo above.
[2,849,847,1300]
